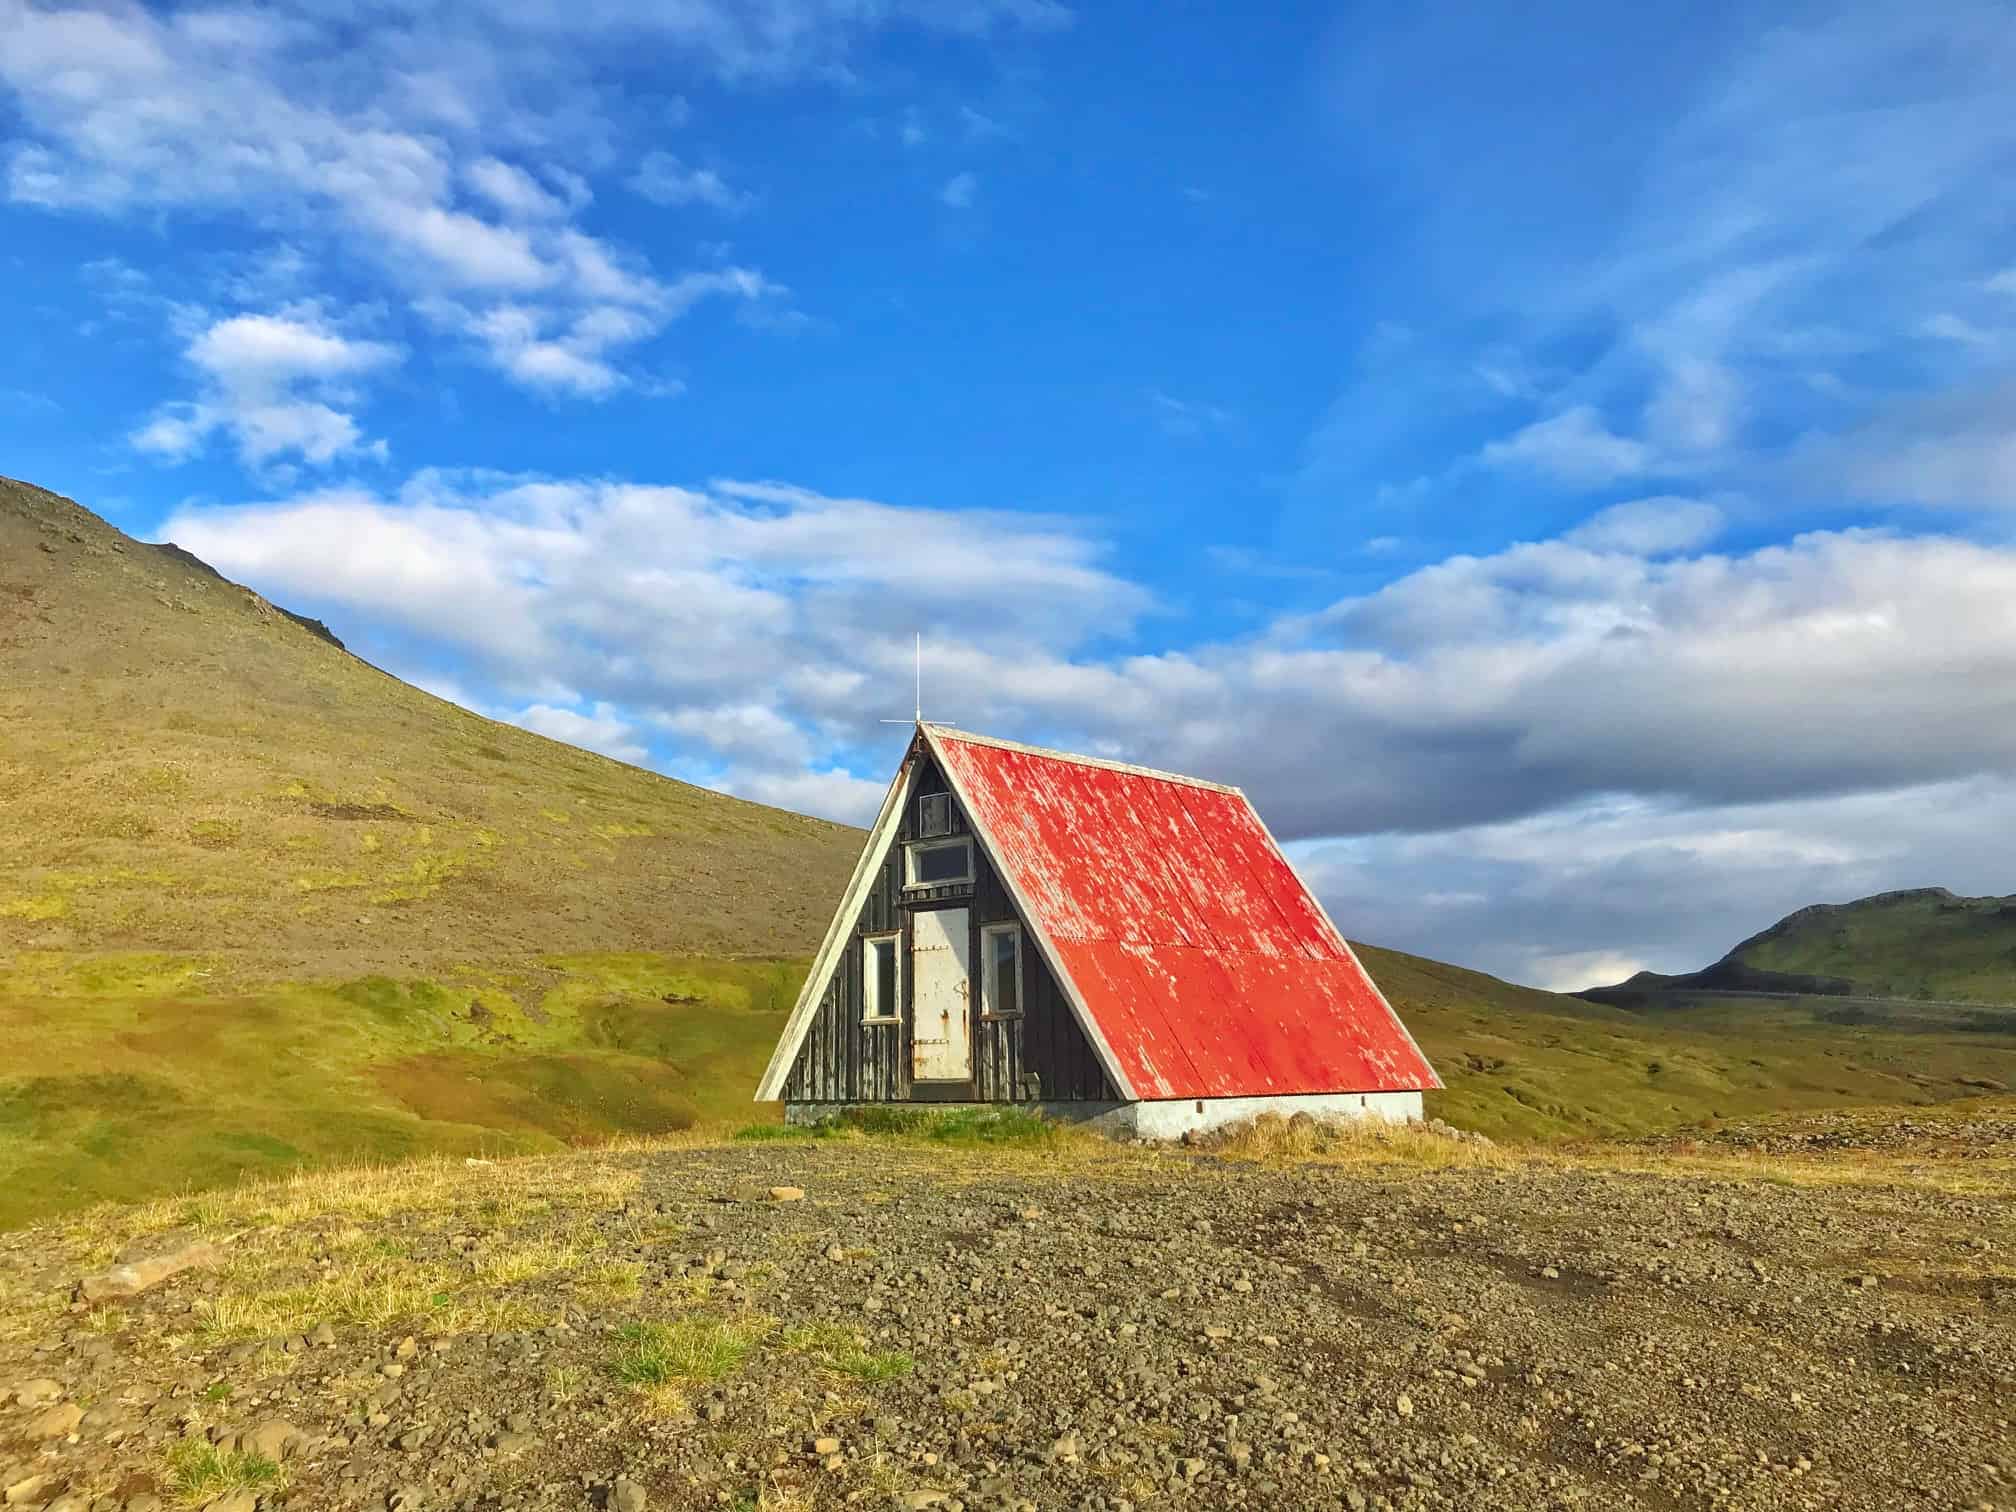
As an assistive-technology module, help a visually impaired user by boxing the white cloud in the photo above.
[940,171,978,209]
[629,152,751,213]
[1642,354,1741,455]
[1294,773,2016,987]
[655,704,813,768]
[464,158,579,220]
[1794,381,2016,510]
[160,472,1146,732]
[0,0,836,404]
[1919,312,1995,348]
[729,768,887,826]
[133,309,400,470]
[189,314,398,387]
[959,105,1009,139]
[160,465,2016,984]
[513,702,648,764]
[1480,405,1654,487]
[1563,497,1723,555]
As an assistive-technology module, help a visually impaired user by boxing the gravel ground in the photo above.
[1,1115,2011,1512]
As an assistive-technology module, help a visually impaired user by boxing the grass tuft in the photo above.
[164,1440,286,1505]
[779,1320,914,1380]
[1209,1112,1510,1170]
[612,1314,771,1386]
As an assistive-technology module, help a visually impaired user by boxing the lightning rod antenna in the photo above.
[915,631,922,724]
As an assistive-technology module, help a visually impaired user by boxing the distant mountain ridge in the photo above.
[1585,887,2016,1005]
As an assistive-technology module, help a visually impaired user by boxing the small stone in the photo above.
[243,1419,301,1461]
[813,1436,842,1456]
[901,1493,948,1509]
[4,1475,51,1507]
[388,1487,427,1512]
[203,1493,258,1512]
[770,1187,806,1202]
[9,1379,64,1408]
[491,1431,535,1456]
[28,1401,83,1438]
[1395,1394,1414,1418]
[394,1336,419,1360]
[825,1245,847,1262]
[1048,1434,1080,1464]
[77,1241,222,1303]
[609,1476,647,1512]
[309,1322,337,1347]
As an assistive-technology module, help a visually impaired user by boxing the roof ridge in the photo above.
[922,724,1242,795]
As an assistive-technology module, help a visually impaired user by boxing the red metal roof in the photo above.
[928,728,1441,1100]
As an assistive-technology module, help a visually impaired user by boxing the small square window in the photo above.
[862,933,900,1023]
[904,837,972,889]
[916,791,953,837]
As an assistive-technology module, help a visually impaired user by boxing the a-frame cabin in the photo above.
[754,724,1439,1138]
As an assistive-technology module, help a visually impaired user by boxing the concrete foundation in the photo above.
[784,1090,1423,1140]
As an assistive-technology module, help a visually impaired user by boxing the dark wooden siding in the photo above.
[783,744,1117,1105]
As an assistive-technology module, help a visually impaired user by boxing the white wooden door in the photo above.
[910,907,972,1081]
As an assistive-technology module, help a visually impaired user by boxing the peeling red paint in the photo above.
[931,732,1441,1100]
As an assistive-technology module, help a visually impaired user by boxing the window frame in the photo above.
[860,930,902,1024]
[978,921,1024,1021]
[903,836,974,891]
[916,791,953,837]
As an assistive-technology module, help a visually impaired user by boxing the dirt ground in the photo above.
[0,1111,2011,1512]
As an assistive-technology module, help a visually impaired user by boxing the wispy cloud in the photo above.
[132,309,400,470]
[0,0,1047,414]
[629,152,752,213]
[1151,390,1236,439]
[1479,405,1655,487]
[940,171,978,209]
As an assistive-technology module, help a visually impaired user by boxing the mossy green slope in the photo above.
[0,477,861,1226]
[1725,888,2016,1002]
[1359,944,2016,1141]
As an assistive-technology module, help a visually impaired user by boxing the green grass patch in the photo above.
[779,1320,914,1380]
[611,1315,770,1385]
[733,1121,845,1142]
[163,1441,286,1505]
[738,1107,1065,1144]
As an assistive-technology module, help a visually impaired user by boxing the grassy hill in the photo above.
[5,476,2014,1227]
[1589,887,2016,1005]
[1363,944,2016,1141]
[0,476,862,1223]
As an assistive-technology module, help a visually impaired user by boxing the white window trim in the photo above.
[979,921,1024,1020]
[861,931,902,1024]
[903,836,973,890]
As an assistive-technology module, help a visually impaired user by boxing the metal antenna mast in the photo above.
[880,631,929,728]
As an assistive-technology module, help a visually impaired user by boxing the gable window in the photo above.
[980,922,1023,1019]
[904,836,972,889]
[862,932,900,1023]
[916,791,953,837]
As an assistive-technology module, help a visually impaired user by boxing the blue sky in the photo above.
[7,0,2016,988]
